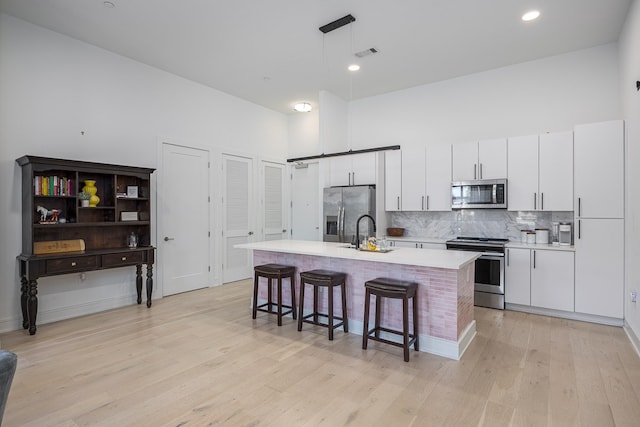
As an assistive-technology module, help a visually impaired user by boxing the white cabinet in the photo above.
[401,146,426,211]
[531,249,574,312]
[505,247,574,312]
[452,138,507,181]
[387,240,445,249]
[507,132,573,211]
[574,120,624,219]
[574,218,624,318]
[505,248,531,305]
[384,150,402,211]
[384,144,451,212]
[507,135,539,211]
[425,143,452,211]
[329,152,376,186]
[539,132,573,211]
[573,120,624,319]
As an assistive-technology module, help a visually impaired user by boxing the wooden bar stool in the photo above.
[252,264,296,326]
[298,269,348,340]
[362,277,419,362]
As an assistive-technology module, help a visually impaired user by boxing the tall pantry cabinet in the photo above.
[573,120,624,319]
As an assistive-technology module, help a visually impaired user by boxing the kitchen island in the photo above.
[236,240,480,360]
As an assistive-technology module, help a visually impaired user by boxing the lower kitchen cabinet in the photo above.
[574,218,624,319]
[387,240,444,250]
[505,248,531,305]
[531,249,574,312]
[505,247,574,312]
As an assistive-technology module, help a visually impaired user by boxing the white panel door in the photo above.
[160,143,210,296]
[539,131,573,211]
[531,249,574,312]
[425,143,452,211]
[478,138,507,180]
[505,248,531,305]
[401,146,426,211]
[384,150,402,211]
[452,141,478,181]
[262,161,286,241]
[291,162,320,241]
[507,135,538,211]
[574,120,624,219]
[574,218,624,318]
[223,154,254,283]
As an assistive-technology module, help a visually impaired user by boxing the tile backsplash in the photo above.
[389,210,574,241]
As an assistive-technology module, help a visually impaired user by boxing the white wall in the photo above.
[350,44,621,150]
[619,0,640,347]
[0,15,288,333]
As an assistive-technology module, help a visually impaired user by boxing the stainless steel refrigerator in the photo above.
[323,185,376,243]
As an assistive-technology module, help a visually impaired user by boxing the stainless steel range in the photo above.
[445,237,508,310]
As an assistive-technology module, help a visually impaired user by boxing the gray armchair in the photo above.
[0,350,17,426]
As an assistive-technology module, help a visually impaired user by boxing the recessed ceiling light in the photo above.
[103,1,115,8]
[348,64,360,72]
[522,10,540,21]
[293,102,312,113]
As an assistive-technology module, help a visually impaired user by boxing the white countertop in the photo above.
[506,241,575,251]
[235,240,480,270]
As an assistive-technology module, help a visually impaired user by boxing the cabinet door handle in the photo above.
[164,236,175,241]
[474,164,477,180]
[352,172,355,185]
[421,196,425,210]
[578,197,581,217]
[479,163,483,179]
[397,196,400,210]
[121,256,127,261]
[534,193,537,210]
[506,249,510,266]
[71,261,76,267]
[533,250,536,269]
[578,220,581,239]
[541,193,544,210]
[426,195,429,211]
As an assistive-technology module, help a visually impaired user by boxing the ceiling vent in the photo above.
[355,48,379,58]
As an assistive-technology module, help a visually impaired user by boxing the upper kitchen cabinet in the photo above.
[574,120,624,219]
[384,150,402,211]
[452,138,506,181]
[424,143,452,211]
[329,152,376,187]
[384,144,451,212]
[507,132,573,211]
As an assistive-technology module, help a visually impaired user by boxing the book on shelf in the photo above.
[34,175,73,196]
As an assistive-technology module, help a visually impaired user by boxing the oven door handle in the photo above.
[478,253,504,259]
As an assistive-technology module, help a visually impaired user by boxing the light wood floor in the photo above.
[2,279,640,427]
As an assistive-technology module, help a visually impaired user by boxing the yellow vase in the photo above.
[82,180,100,208]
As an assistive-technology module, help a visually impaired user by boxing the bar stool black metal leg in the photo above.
[297,280,305,331]
[403,296,410,362]
[374,294,381,339]
[413,294,419,351]
[341,283,349,333]
[328,284,334,340]
[290,276,297,320]
[362,288,371,350]
[277,276,283,326]
[252,271,259,319]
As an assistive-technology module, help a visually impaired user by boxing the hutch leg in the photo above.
[20,276,29,329]
[135,264,143,304]
[28,279,38,335]
[146,264,153,308]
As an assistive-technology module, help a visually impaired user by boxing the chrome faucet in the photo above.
[356,214,376,248]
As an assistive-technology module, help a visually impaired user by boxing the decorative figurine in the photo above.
[36,206,60,223]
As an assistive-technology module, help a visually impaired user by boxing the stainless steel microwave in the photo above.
[451,179,507,209]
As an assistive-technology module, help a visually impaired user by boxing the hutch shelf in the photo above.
[16,155,156,335]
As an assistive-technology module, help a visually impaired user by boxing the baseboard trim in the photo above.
[623,321,640,358]
[505,304,623,327]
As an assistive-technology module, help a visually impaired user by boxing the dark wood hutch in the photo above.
[16,155,155,335]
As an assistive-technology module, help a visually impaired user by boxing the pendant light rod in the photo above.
[286,145,400,163]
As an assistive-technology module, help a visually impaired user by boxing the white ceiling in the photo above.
[0,0,633,114]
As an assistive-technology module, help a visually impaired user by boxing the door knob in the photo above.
[248,231,254,235]
[164,236,175,241]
